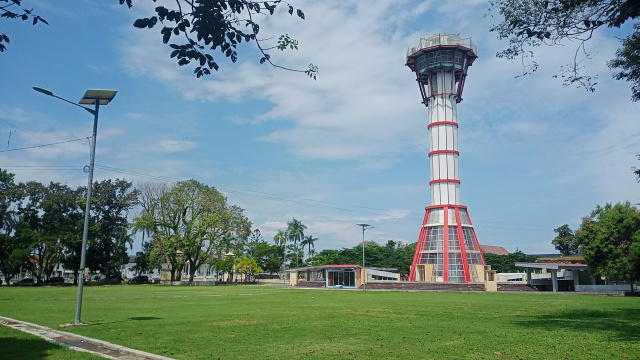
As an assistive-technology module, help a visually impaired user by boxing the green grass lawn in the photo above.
[0,323,103,359]
[1,285,639,360]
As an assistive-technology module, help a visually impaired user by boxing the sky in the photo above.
[1,0,639,256]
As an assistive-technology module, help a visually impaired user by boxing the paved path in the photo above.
[0,315,174,360]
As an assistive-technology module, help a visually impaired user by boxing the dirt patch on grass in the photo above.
[210,319,262,327]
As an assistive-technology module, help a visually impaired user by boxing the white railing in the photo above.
[407,34,477,57]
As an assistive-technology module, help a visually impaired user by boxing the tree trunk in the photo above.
[170,268,176,281]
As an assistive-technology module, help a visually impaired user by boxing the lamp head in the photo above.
[32,86,53,96]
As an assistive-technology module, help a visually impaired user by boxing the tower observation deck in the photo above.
[406,34,486,283]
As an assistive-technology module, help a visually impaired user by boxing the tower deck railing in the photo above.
[407,34,477,57]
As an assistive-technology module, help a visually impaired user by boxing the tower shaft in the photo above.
[405,35,485,283]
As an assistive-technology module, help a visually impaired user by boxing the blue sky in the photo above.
[2,0,639,255]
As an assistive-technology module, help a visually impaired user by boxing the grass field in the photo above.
[0,324,103,359]
[1,285,639,359]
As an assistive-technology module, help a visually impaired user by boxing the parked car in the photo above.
[128,275,149,284]
[98,275,121,284]
[45,277,65,284]
[13,278,34,286]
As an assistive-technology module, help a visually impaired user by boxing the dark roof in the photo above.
[323,265,361,269]
[514,262,588,270]
[480,245,509,255]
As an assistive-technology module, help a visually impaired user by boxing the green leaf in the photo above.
[133,18,149,28]
[296,9,305,19]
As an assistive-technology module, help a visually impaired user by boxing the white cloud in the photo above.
[110,0,640,254]
[149,140,198,153]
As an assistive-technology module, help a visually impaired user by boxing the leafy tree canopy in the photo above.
[313,240,415,276]
[2,1,316,78]
[576,202,640,289]
[0,0,48,52]
[552,224,579,256]
[483,251,539,273]
[489,0,640,100]
[133,180,252,282]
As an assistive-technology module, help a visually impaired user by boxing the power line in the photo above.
[1,165,81,171]
[0,137,88,153]
[93,165,551,232]
[4,162,553,233]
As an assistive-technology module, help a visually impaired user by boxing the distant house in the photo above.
[480,245,509,255]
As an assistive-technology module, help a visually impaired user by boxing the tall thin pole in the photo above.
[356,223,372,290]
[74,102,99,325]
[362,226,366,290]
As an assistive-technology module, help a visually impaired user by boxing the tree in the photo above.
[0,174,80,283]
[214,254,236,283]
[252,240,282,275]
[576,202,640,291]
[133,180,252,282]
[273,228,288,274]
[0,0,48,52]
[2,1,317,78]
[489,0,640,100]
[132,241,152,277]
[126,0,317,79]
[633,155,640,182]
[0,169,26,283]
[86,179,140,281]
[609,23,640,100]
[483,251,539,273]
[19,181,82,282]
[235,256,262,282]
[286,218,306,267]
[552,224,579,256]
[300,234,317,260]
[311,240,417,276]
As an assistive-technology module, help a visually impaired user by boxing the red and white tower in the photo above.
[406,35,486,283]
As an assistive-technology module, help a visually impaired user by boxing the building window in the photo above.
[448,226,460,250]
[427,209,442,225]
[459,209,471,225]
[448,252,464,282]
[426,226,444,250]
[462,227,479,251]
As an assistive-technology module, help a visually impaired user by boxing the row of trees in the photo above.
[0,170,258,285]
[0,169,138,284]
[272,218,317,269]
[553,202,640,290]
[312,240,416,275]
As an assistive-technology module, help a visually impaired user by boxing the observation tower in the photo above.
[406,34,486,282]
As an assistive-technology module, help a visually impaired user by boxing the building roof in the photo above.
[535,254,585,263]
[286,265,326,272]
[480,245,509,255]
[514,262,589,271]
[323,265,361,269]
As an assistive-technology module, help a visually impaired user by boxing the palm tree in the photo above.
[273,229,288,277]
[300,235,318,261]
[286,218,307,267]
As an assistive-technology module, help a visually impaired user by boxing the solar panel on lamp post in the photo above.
[356,223,373,290]
[33,87,117,325]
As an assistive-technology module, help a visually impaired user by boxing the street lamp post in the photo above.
[33,87,117,325]
[356,223,373,290]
